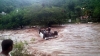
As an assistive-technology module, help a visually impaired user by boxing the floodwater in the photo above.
[0,23,100,56]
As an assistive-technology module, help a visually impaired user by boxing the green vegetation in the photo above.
[0,0,100,29]
[11,41,30,56]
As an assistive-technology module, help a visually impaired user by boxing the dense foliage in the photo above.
[0,0,100,29]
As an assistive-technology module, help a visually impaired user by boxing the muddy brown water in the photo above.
[0,24,100,56]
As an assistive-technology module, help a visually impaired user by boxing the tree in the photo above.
[24,4,67,26]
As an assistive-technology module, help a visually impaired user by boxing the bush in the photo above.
[11,41,31,56]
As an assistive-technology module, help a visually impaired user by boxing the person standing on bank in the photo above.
[0,39,13,56]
